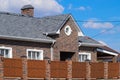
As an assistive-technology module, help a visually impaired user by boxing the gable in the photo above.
[57,15,84,36]
[54,16,79,52]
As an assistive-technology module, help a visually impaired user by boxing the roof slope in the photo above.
[37,14,70,33]
[0,12,72,40]
[79,36,119,54]
[0,12,72,42]
[99,46,119,54]
[79,36,101,45]
[0,12,55,43]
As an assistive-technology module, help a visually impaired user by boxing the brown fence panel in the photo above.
[51,61,67,78]
[72,62,86,78]
[108,63,119,78]
[28,60,46,78]
[4,58,22,77]
[91,62,104,79]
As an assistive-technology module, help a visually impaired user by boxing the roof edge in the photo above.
[56,14,71,33]
[70,15,84,36]
[97,48,118,56]
[79,42,103,47]
[0,35,56,43]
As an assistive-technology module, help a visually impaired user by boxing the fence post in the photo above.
[118,62,120,79]
[44,57,51,80]
[21,56,28,80]
[0,55,4,80]
[104,62,108,79]
[66,59,72,80]
[86,61,91,80]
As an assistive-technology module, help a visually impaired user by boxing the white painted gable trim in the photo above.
[97,48,118,56]
[56,15,84,36]
[70,15,84,36]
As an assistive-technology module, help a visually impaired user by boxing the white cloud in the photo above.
[68,4,72,10]
[101,30,115,34]
[77,6,91,11]
[0,0,64,17]
[83,19,113,29]
[78,6,86,11]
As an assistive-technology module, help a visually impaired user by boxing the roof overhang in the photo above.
[79,42,103,47]
[0,35,56,43]
[44,31,60,36]
[56,14,84,36]
[97,48,118,56]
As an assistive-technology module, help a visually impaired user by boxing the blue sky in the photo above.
[58,0,120,52]
[0,0,120,52]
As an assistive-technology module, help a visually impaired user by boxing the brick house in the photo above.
[0,5,119,62]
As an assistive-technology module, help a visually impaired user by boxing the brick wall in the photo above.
[0,39,51,59]
[79,46,97,62]
[53,17,79,61]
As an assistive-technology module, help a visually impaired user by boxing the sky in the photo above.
[0,0,120,52]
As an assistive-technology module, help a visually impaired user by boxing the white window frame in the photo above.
[0,46,12,58]
[64,25,72,36]
[79,52,91,62]
[27,49,43,60]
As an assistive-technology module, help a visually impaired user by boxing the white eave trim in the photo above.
[79,42,103,47]
[0,35,56,43]
[70,15,84,36]
[44,31,60,35]
[97,48,118,56]
[56,29,60,34]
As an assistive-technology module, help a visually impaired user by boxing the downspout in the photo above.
[51,41,56,61]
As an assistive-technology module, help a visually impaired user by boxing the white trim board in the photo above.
[97,48,118,56]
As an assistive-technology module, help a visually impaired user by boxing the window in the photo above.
[0,47,12,58]
[64,25,72,36]
[79,52,91,62]
[27,49,43,60]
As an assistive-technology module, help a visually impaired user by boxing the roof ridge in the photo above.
[0,11,36,18]
[39,14,71,19]
[0,11,71,20]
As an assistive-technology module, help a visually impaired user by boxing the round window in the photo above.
[64,25,72,36]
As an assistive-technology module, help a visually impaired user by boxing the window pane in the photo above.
[82,55,85,61]
[79,54,88,62]
[79,55,81,62]
[0,49,2,55]
[1,49,4,56]
[32,51,36,59]
[36,52,40,59]
[28,51,31,59]
[5,49,9,58]
[0,49,10,58]
[27,50,43,60]
[85,55,88,61]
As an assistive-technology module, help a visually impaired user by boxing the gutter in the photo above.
[97,48,118,56]
[79,42,103,47]
[0,35,56,43]
[44,32,60,36]
[50,41,55,61]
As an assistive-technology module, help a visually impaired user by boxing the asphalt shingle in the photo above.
[0,12,71,42]
[79,36,101,45]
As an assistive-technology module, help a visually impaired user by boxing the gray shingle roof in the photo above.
[98,46,119,54]
[0,12,71,43]
[79,36,101,45]
[37,14,70,33]
[79,36,119,54]
[0,12,56,43]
